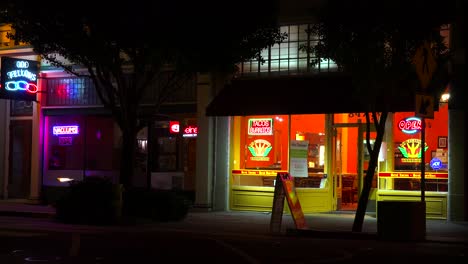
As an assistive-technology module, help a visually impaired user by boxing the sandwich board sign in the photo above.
[270,172,307,234]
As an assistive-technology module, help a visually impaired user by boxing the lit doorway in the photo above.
[333,122,376,211]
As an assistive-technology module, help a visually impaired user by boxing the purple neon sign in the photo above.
[53,125,79,135]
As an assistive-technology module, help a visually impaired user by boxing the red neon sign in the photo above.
[398,117,422,134]
[183,125,198,137]
[169,121,180,133]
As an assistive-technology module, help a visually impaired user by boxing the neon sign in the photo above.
[0,57,39,101]
[248,139,272,161]
[4,81,38,93]
[183,125,198,138]
[398,117,422,134]
[398,139,428,163]
[169,121,180,133]
[248,118,273,135]
[53,125,79,135]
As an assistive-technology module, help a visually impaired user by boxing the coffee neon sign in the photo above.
[398,117,422,134]
[183,125,198,138]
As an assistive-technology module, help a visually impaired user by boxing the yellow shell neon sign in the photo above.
[398,138,428,163]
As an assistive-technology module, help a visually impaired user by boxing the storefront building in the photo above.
[39,69,198,201]
[1,26,198,202]
[217,108,449,219]
[202,23,454,219]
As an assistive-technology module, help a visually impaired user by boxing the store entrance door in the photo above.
[7,120,32,199]
[334,123,376,211]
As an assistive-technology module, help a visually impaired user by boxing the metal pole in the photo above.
[421,118,426,202]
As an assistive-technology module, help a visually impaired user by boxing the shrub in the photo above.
[123,188,191,222]
[55,176,121,225]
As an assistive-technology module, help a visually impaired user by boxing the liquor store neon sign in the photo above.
[53,125,80,135]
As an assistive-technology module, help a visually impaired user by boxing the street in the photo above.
[1,227,466,263]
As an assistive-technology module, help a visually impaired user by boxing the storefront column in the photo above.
[194,73,215,210]
[212,116,230,211]
[195,73,231,211]
[0,100,6,199]
[448,109,465,221]
[28,80,43,204]
[448,3,466,221]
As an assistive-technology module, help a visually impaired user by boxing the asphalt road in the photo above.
[1,228,467,264]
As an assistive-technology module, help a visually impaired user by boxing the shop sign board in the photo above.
[378,172,448,179]
[270,172,307,234]
[0,57,39,101]
[289,140,308,177]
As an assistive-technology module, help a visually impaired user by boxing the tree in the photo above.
[1,0,285,188]
[303,0,454,232]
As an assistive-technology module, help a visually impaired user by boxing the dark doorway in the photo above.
[8,120,32,199]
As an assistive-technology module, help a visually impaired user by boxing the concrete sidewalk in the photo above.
[0,201,467,244]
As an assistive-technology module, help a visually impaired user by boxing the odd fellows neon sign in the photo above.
[0,57,39,101]
[53,125,80,135]
[398,117,422,134]
[248,118,273,135]
[398,138,428,163]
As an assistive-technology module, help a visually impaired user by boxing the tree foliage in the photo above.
[304,0,455,231]
[1,0,285,187]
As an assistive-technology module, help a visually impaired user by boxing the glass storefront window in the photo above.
[233,114,326,189]
[43,115,118,186]
[379,104,449,192]
[240,115,289,170]
[290,114,326,188]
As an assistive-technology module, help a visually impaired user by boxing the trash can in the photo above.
[377,201,426,241]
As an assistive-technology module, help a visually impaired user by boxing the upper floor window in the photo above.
[237,24,338,77]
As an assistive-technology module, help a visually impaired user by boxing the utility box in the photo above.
[377,201,426,241]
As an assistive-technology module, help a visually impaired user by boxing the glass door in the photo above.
[333,114,378,211]
[334,126,359,210]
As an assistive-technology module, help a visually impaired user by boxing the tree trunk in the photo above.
[119,126,138,188]
[352,111,388,232]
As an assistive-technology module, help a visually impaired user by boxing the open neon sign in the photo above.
[53,125,79,135]
[398,117,422,134]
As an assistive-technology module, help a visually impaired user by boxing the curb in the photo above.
[286,228,378,240]
[0,211,55,219]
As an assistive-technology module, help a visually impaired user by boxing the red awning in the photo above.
[206,73,417,116]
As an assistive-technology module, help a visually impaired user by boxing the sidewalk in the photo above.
[0,201,467,244]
